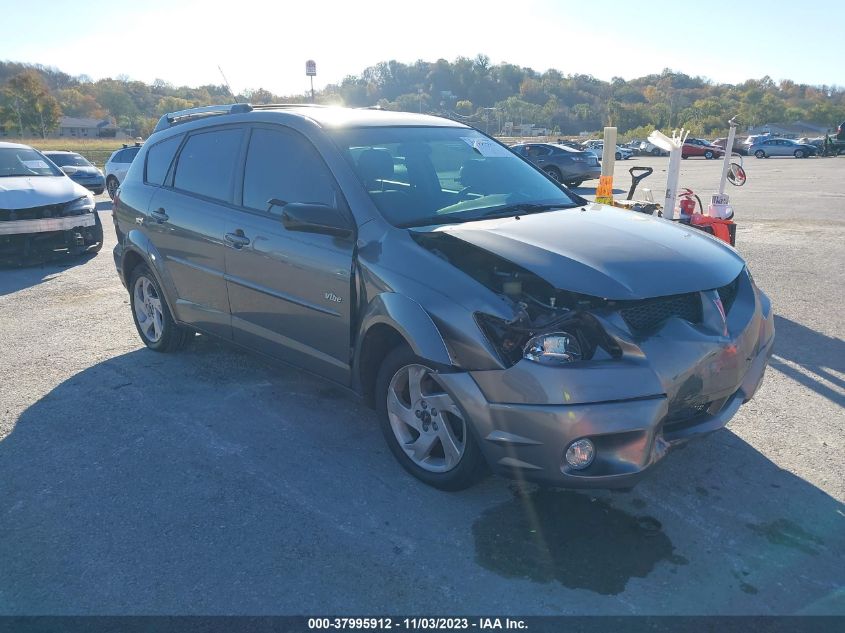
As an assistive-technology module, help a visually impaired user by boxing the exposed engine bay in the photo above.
[411,230,622,366]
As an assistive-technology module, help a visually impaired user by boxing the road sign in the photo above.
[306,60,317,77]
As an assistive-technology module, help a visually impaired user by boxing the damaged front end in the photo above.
[411,229,774,488]
[0,196,102,263]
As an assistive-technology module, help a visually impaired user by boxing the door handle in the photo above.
[224,231,251,249]
[150,208,169,223]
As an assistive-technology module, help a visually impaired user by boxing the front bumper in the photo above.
[0,214,96,236]
[72,175,106,192]
[438,274,774,488]
[0,214,100,259]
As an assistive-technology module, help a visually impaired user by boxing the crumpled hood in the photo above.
[0,176,90,210]
[432,204,745,300]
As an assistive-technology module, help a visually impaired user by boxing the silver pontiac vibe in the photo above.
[111,104,774,490]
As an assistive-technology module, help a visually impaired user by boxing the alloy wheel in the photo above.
[386,364,466,473]
[133,275,165,343]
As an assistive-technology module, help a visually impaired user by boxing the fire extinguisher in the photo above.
[678,188,697,217]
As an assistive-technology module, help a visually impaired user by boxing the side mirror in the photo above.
[276,201,353,238]
[61,165,78,176]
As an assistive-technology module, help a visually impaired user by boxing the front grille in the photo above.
[0,204,83,222]
[717,274,740,314]
[619,292,702,333]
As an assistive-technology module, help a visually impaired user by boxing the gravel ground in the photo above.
[0,155,843,615]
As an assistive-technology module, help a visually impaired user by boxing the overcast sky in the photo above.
[3,0,843,95]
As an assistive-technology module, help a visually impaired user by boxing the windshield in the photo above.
[46,153,92,168]
[0,147,64,177]
[331,127,581,227]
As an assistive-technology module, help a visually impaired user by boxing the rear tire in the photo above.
[128,264,190,352]
[376,345,486,491]
[755,150,766,159]
[651,148,660,156]
[615,152,622,160]
[543,166,562,182]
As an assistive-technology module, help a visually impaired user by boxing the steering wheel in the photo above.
[456,186,475,201]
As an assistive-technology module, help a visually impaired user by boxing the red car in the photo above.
[682,138,725,159]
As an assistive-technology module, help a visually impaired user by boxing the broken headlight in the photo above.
[475,312,619,367]
[523,332,582,364]
[64,195,95,214]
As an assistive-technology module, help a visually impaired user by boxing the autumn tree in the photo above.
[0,69,62,137]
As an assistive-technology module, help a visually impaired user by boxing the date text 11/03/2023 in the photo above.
[307,617,528,630]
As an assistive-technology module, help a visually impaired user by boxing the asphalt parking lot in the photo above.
[0,155,843,615]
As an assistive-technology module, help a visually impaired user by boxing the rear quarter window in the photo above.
[145,135,183,186]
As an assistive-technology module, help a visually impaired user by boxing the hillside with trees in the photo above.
[2,56,844,139]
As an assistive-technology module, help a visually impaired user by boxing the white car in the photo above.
[0,141,102,260]
[104,142,142,199]
[638,140,669,156]
[583,140,633,160]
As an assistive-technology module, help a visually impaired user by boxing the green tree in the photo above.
[456,99,473,115]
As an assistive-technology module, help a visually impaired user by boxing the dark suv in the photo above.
[112,104,774,490]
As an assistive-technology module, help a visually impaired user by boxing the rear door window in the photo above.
[173,128,243,202]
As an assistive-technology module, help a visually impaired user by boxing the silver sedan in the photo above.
[749,138,817,158]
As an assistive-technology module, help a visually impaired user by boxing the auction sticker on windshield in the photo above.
[22,160,50,169]
[460,137,512,158]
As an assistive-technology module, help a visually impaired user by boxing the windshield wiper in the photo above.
[398,202,578,228]
[477,202,576,218]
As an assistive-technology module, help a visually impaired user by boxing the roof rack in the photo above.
[152,103,251,133]
[249,103,326,110]
[152,103,327,133]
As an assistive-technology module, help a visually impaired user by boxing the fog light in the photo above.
[565,438,595,470]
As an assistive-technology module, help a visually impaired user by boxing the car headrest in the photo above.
[356,149,394,188]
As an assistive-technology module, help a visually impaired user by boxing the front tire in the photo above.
[704,150,714,159]
[129,265,190,352]
[794,149,805,158]
[565,180,584,188]
[376,346,486,490]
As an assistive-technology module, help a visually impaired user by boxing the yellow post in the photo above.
[595,126,617,205]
